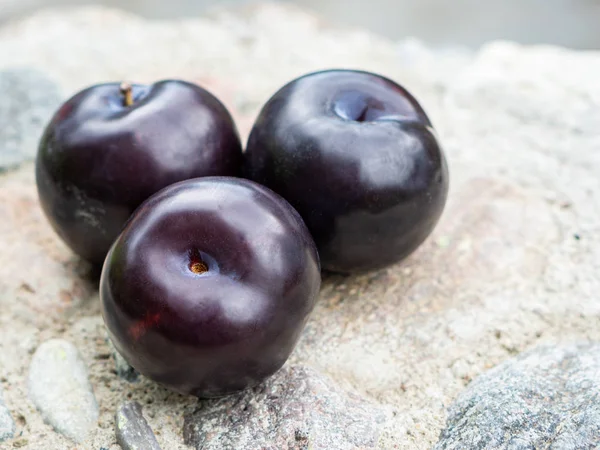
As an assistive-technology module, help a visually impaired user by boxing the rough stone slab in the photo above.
[28,339,99,443]
[116,402,162,450]
[183,365,388,450]
[0,67,63,171]
[435,344,600,449]
[0,386,15,442]
[0,3,598,450]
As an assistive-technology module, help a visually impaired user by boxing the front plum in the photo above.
[100,177,321,397]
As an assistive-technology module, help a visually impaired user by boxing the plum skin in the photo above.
[100,177,321,398]
[244,69,449,274]
[36,80,243,266]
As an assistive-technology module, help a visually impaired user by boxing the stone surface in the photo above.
[28,339,99,443]
[0,67,63,171]
[115,402,162,450]
[0,3,598,450]
[183,365,387,450]
[435,344,600,449]
[0,386,15,441]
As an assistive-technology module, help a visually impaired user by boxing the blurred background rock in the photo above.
[1,0,599,49]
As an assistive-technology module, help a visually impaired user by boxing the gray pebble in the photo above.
[183,365,386,450]
[435,343,600,449]
[0,385,15,442]
[28,339,99,443]
[106,337,139,383]
[115,401,161,450]
[0,67,63,171]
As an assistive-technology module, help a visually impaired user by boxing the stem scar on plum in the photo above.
[119,82,134,107]
[188,248,209,274]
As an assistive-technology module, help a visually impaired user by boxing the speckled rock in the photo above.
[28,339,99,443]
[0,68,63,171]
[0,386,15,442]
[116,402,162,450]
[0,3,599,450]
[435,344,600,449]
[183,365,388,450]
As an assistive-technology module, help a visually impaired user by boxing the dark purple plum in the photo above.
[36,80,243,265]
[100,177,321,397]
[244,69,449,274]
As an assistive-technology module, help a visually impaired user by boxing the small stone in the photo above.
[106,337,139,383]
[0,386,15,442]
[28,339,99,443]
[435,343,600,449]
[183,365,386,450]
[0,68,63,171]
[115,402,161,450]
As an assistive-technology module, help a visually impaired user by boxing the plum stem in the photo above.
[120,82,134,107]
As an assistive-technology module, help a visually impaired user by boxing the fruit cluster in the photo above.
[36,70,448,397]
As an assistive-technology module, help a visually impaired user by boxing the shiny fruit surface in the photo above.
[36,80,242,265]
[100,177,321,397]
[244,69,449,273]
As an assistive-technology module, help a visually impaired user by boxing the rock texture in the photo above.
[115,402,162,450]
[183,365,387,450]
[0,67,63,171]
[0,3,598,450]
[0,386,15,442]
[436,344,600,449]
[28,339,99,443]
